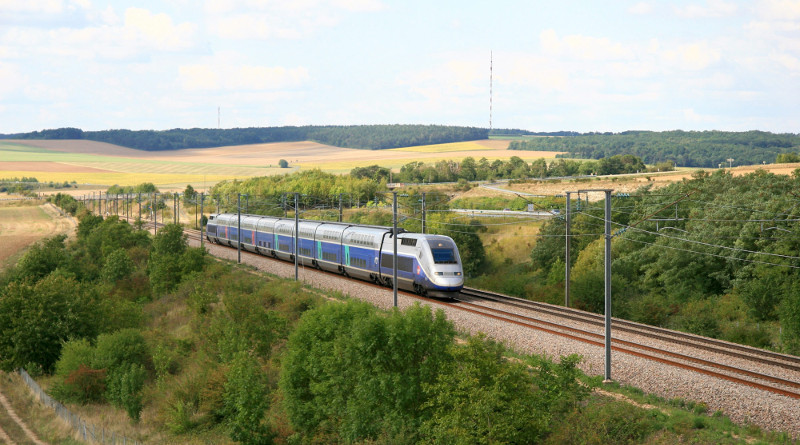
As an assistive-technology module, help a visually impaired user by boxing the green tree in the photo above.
[12,235,70,283]
[280,302,455,442]
[420,336,588,444]
[106,363,147,422]
[223,351,273,444]
[101,248,135,283]
[183,184,197,205]
[278,159,289,168]
[0,274,97,372]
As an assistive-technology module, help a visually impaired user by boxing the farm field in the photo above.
[0,200,76,270]
[0,139,564,189]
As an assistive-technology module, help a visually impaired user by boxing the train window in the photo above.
[207,226,216,235]
[299,247,312,256]
[381,254,413,272]
[323,252,337,261]
[431,248,457,264]
[351,257,367,268]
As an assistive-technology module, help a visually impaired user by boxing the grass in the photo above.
[0,202,60,270]
[0,372,83,444]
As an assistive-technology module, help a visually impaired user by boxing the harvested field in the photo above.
[0,202,77,269]
[484,164,800,200]
[1,139,566,187]
[0,161,114,173]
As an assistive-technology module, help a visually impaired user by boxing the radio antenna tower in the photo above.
[217,106,220,129]
[489,51,493,131]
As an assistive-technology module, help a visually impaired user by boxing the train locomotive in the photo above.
[205,213,464,298]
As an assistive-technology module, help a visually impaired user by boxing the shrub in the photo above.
[63,365,107,403]
[106,363,146,422]
[93,328,150,372]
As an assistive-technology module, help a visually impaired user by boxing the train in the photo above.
[204,213,464,298]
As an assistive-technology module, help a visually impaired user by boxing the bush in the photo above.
[0,274,97,372]
[223,351,273,444]
[93,328,150,372]
[63,365,107,403]
[545,397,664,444]
[106,363,146,422]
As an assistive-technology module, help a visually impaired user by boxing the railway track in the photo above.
[455,287,800,400]
[130,215,800,401]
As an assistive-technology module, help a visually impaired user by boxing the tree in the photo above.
[183,184,197,205]
[0,274,97,372]
[278,159,289,168]
[11,235,70,283]
[280,301,455,442]
[223,351,273,444]
[420,337,588,444]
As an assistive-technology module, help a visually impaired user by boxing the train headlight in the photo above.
[435,272,444,276]
[455,272,462,276]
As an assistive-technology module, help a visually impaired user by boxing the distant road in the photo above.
[450,208,554,218]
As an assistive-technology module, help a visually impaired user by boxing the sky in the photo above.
[0,0,799,134]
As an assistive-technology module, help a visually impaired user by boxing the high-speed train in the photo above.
[205,213,464,298]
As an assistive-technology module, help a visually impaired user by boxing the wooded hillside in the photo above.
[509,130,800,167]
[1,125,488,151]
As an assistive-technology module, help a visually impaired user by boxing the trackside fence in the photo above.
[18,368,142,445]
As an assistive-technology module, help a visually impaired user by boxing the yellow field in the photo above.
[0,202,76,270]
[0,171,240,188]
[0,139,565,189]
[390,141,494,153]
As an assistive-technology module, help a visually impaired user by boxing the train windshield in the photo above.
[431,248,457,264]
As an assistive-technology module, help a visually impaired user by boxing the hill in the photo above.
[508,130,800,167]
[1,125,489,151]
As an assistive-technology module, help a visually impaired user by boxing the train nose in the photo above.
[432,275,464,287]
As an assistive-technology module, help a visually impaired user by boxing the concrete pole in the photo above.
[200,193,204,250]
[237,193,241,264]
[294,193,299,281]
[393,192,398,307]
[565,192,571,307]
[604,190,612,382]
[421,192,426,234]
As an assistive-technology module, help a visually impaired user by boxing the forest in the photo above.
[0,125,488,151]
[513,169,800,355]
[362,154,670,184]
[508,130,800,167]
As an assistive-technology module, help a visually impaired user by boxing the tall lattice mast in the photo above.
[489,51,493,131]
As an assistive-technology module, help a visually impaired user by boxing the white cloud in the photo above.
[663,42,721,70]
[683,108,717,123]
[771,52,800,72]
[179,63,310,91]
[629,2,654,15]
[0,0,64,14]
[756,0,800,20]
[332,0,385,12]
[0,7,199,61]
[124,8,197,51]
[204,0,384,39]
[540,29,634,61]
[675,0,738,18]
[0,63,24,98]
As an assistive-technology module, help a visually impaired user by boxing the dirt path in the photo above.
[0,389,47,445]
